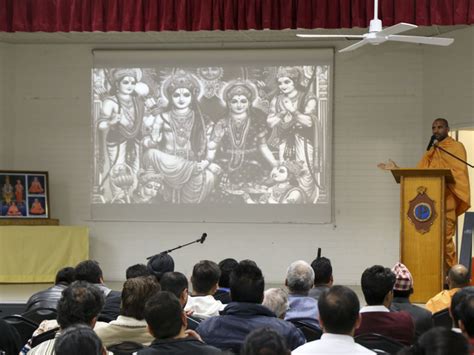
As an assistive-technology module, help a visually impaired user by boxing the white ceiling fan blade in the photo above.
[339,39,370,53]
[387,35,454,46]
[297,34,364,39]
[377,23,417,36]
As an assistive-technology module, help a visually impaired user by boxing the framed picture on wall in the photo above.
[0,171,50,219]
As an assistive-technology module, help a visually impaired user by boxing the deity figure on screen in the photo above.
[132,169,164,204]
[267,66,319,202]
[1,176,13,204]
[142,71,219,203]
[15,180,24,204]
[29,177,44,194]
[30,198,45,215]
[7,201,22,216]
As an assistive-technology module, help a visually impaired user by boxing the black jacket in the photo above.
[137,337,221,354]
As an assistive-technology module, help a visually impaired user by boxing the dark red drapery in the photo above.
[1,0,473,33]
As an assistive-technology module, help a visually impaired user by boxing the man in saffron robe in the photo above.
[30,198,45,215]
[417,118,470,269]
[29,177,44,194]
[15,180,24,204]
[7,202,22,216]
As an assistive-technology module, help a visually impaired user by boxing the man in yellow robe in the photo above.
[417,118,471,269]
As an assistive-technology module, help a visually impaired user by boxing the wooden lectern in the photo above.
[391,168,454,303]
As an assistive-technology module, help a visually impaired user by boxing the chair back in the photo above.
[288,319,322,341]
[22,307,57,324]
[432,308,452,329]
[2,315,39,345]
[108,341,144,355]
[30,327,60,348]
[355,333,405,355]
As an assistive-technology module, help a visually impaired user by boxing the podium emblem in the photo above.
[407,186,437,234]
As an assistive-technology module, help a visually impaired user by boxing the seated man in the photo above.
[214,258,238,304]
[263,288,289,319]
[147,252,174,282]
[0,319,22,355]
[55,324,106,355]
[355,265,415,346]
[95,276,160,346]
[390,262,433,339]
[456,288,474,349]
[28,281,104,355]
[284,260,320,329]
[126,264,150,279]
[293,286,375,354]
[241,328,291,355]
[25,266,75,311]
[426,264,470,313]
[185,260,225,319]
[137,291,221,354]
[450,286,474,332]
[75,259,122,322]
[308,257,333,301]
[197,260,305,353]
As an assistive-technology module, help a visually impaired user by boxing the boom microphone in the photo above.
[426,135,437,151]
[200,233,207,244]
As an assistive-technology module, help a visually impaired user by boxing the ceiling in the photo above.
[0,25,468,45]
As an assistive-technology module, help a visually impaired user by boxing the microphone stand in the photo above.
[146,233,207,260]
[434,144,474,168]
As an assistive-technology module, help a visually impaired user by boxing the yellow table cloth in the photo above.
[0,226,89,283]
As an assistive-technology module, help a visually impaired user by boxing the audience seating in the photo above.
[288,319,322,341]
[107,341,145,354]
[354,333,405,354]
[22,307,57,324]
[432,308,452,329]
[30,327,60,348]
[2,314,39,345]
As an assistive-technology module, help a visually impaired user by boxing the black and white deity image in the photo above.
[92,64,330,205]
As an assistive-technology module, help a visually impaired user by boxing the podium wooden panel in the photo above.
[391,169,454,303]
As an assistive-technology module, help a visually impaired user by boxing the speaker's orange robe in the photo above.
[417,136,471,268]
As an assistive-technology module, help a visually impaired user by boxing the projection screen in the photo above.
[91,49,333,223]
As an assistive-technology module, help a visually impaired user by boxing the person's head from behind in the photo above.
[450,286,474,328]
[310,256,333,286]
[458,293,474,338]
[263,288,288,319]
[230,260,264,303]
[391,262,414,299]
[57,281,104,329]
[398,326,468,355]
[160,272,189,308]
[54,324,105,355]
[191,260,221,295]
[126,263,150,279]
[318,285,360,335]
[218,258,238,289]
[361,265,395,306]
[144,291,185,340]
[285,260,314,295]
[241,328,291,355]
[448,264,470,289]
[74,260,103,284]
[147,252,175,282]
[121,276,161,320]
[55,267,75,285]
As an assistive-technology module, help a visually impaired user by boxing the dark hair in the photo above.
[459,294,474,337]
[191,260,221,294]
[218,258,239,288]
[241,327,290,355]
[397,327,468,355]
[318,285,359,334]
[54,324,104,355]
[121,276,161,320]
[126,264,150,279]
[451,287,474,326]
[310,257,332,285]
[144,291,183,339]
[230,260,264,303]
[57,281,104,329]
[147,253,175,282]
[361,265,395,305]
[434,118,449,128]
[74,260,103,284]
[55,267,76,285]
[160,272,188,299]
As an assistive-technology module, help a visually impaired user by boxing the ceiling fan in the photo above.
[296,0,454,52]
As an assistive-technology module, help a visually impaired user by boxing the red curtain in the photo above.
[1,0,473,32]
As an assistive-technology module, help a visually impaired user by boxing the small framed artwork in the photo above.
[0,171,50,219]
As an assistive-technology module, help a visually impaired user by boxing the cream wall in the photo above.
[0,43,14,167]
[2,41,428,283]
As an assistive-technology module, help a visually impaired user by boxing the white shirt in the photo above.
[359,305,390,313]
[293,333,376,354]
[184,295,225,319]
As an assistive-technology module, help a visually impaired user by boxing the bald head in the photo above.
[448,264,470,289]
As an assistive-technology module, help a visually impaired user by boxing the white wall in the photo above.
[0,43,14,167]
[3,41,428,284]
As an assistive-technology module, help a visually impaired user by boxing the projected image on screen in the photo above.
[92,64,329,205]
